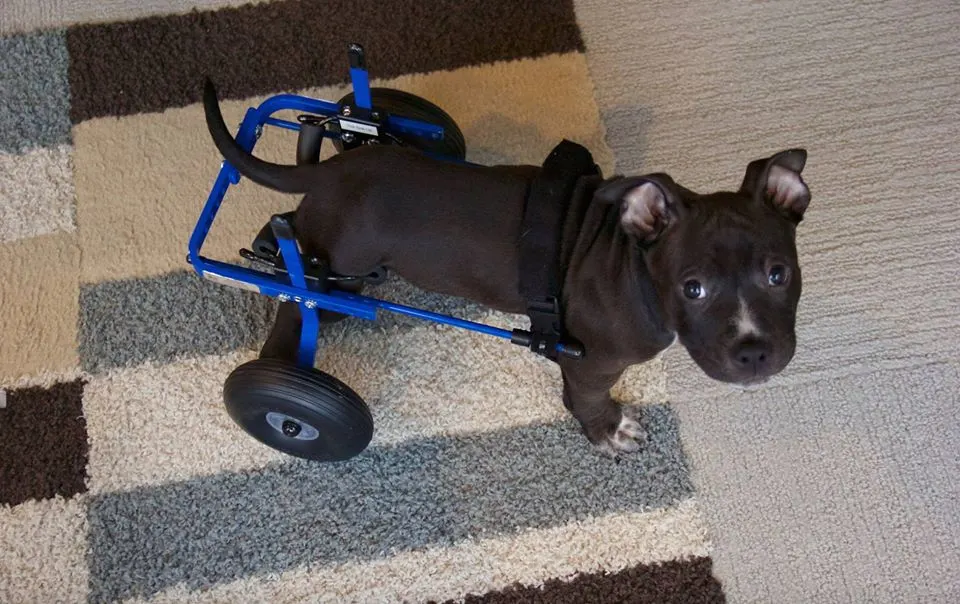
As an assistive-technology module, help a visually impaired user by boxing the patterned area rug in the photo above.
[1,1,724,602]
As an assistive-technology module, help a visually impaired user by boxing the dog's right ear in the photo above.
[595,174,679,243]
[740,149,810,223]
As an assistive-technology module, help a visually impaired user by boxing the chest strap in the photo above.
[513,139,599,361]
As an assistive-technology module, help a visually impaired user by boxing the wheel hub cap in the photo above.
[265,412,320,441]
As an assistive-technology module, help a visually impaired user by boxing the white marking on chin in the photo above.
[736,296,761,337]
[729,377,771,393]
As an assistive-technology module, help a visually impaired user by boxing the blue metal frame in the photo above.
[188,60,579,369]
[349,66,372,110]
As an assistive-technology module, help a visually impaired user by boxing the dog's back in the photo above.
[294,144,540,312]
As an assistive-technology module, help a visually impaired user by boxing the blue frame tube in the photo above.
[349,67,372,110]
[273,227,320,368]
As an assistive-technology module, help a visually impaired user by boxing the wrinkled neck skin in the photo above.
[561,179,676,366]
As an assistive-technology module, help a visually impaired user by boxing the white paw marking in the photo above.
[598,411,647,456]
[736,295,761,337]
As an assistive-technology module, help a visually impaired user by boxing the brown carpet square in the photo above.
[0,379,89,507]
[447,556,725,604]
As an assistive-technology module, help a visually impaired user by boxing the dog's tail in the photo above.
[202,79,314,194]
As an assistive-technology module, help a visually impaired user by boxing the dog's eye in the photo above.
[768,265,789,286]
[683,280,706,300]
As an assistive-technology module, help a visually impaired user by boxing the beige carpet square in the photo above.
[0,233,79,380]
[0,145,75,244]
[0,496,89,603]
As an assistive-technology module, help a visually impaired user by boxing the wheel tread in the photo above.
[222,359,373,462]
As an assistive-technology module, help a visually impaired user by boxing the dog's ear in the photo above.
[740,149,811,223]
[595,173,679,243]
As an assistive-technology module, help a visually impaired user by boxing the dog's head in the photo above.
[596,149,811,385]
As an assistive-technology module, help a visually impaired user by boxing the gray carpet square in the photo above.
[87,405,693,602]
[0,29,71,153]
[78,270,276,373]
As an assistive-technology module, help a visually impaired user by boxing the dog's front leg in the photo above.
[559,358,646,456]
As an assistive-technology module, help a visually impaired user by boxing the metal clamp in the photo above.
[511,298,583,360]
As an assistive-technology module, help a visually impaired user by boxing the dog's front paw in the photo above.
[595,408,647,457]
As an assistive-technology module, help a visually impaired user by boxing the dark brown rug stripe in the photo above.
[0,379,89,507]
[65,0,584,123]
[439,556,725,604]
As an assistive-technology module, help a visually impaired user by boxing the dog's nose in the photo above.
[733,342,770,375]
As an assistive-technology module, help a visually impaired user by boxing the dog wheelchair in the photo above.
[188,44,586,463]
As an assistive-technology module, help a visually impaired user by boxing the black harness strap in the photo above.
[516,139,599,361]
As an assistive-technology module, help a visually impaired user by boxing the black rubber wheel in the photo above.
[223,359,373,462]
[333,88,466,160]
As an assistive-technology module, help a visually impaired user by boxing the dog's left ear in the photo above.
[740,148,811,223]
[595,173,679,243]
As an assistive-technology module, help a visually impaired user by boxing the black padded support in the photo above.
[296,118,325,166]
[518,139,599,360]
[348,43,366,69]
